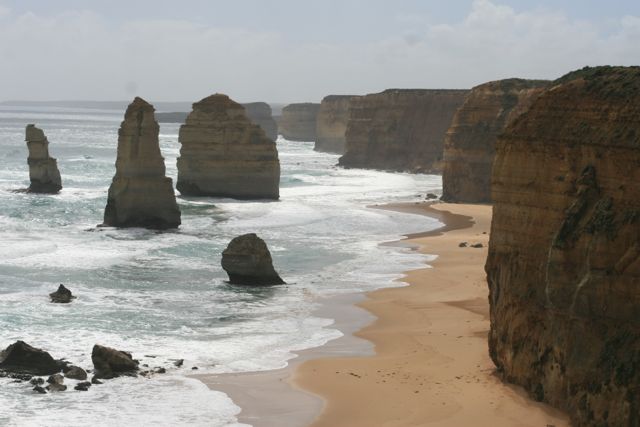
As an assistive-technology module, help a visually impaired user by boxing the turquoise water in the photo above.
[0,105,442,426]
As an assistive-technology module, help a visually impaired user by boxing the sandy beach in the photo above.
[293,202,570,427]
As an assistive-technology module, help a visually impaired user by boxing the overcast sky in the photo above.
[0,0,638,103]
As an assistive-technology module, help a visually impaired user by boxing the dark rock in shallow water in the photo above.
[33,385,46,394]
[0,341,61,376]
[173,359,184,367]
[47,373,64,385]
[221,233,285,286]
[74,381,91,391]
[46,383,67,392]
[91,344,139,379]
[64,366,87,380]
[49,284,76,303]
[30,377,44,386]
[91,376,102,385]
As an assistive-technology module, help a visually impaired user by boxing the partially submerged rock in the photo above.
[25,124,62,193]
[221,234,285,285]
[49,284,76,303]
[0,341,61,376]
[64,365,87,380]
[91,344,139,379]
[102,97,181,229]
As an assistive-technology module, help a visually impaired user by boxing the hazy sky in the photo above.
[0,0,638,103]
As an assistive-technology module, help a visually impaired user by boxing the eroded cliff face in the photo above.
[314,95,357,154]
[442,79,548,203]
[242,102,278,141]
[103,97,181,229]
[25,124,62,193]
[176,94,280,199]
[486,66,640,426]
[279,103,320,141]
[339,89,468,173]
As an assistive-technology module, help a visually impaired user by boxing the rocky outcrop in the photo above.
[243,102,278,141]
[315,95,357,154]
[49,284,75,303]
[441,79,548,203]
[221,233,285,285]
[0,341,61,375]
[102,97,181,229]
[25,124,62,193]
[339,89,468,172]
[486,66,640,426]
[91,344,139,379]
[176,94,280,199]
[279,103,320,141]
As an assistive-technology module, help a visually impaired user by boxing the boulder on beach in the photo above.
[25,124,62,193]
[221,233,285,285]
[49,284,76,303]
[91,344,139,379]
[0,341,61,376]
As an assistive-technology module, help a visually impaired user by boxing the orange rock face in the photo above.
[442,79,548,203]
[486,66,640,426]
[339,89,468,173]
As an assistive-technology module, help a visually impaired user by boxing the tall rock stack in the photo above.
[338,89,468,173]
[486,66,640,426]
[176,94,280,199]
[279,103,320,141]
[242,102,278,141]
[314,95,357,154]
[103,97,181,229]
[441,79,549,203]
[25,124,62,193]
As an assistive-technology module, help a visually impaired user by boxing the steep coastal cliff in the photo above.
[279,103,320,141]
[486,66,640,426]
[176,94,280,199]
[339,89,468,172]
[315,95,357,154]
[442,79,548,203]
[25,124,62,193]
[103,97,181,229]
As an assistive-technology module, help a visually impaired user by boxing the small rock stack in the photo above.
[25,124,62,193]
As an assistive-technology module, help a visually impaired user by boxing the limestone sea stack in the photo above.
[315,95,358,154]
[486,66,640,426]
[242,102,278,141]
[102,97,181,229]
[441,79,549,203]
[176,94,280,199]
[279,103,320,141]
[338,89,468,173]
[25,124,62,193]
[221,234,284,285]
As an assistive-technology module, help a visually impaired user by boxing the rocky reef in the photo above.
[102,97,181,229]
[279,103,320,141]
[176,94,280,199]
[221,233,284,285]
[339,89,468,172]
[486,66,640,426]
[25,124,62,193]
[242,102,278,141]
[315,95,357,154]
[442,79,548,203]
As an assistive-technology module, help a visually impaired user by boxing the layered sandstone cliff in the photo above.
[314,95,357,154]
[176,94,280,199]
[25,124,62,193]
[103,97,181,229]
[242,102,278,141]
[441,79,548,203]
[279,103,320,141]
[339,89,468,172]
[486,66,640,426]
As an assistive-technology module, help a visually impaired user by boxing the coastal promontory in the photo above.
[279,103,320,141]
[315,95,357,154]
[25,124,62,193]
[338,89,468,173]
[176,94,280,199]
[102,97,181,229]
[441,79,548,203]
[486,66,640,426]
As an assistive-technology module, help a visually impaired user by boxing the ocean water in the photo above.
[0,105,442,426]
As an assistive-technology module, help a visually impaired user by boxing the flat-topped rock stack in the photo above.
[279,103,320,141]
[102,97,181,229]
[442,79,549,203]
[486,66,640,426]
[315,95,358,154]
[176,94,280,199]
[25,125,62,193]
[242,102,278,141]
[339,89,469,173]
